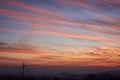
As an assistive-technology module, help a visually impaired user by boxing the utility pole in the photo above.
[22,61,25,79]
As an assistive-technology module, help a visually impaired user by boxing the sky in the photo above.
[0,0,120,71]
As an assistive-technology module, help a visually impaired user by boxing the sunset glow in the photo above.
[0,0,120,68]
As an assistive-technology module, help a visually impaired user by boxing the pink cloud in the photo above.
[0,27,116,45]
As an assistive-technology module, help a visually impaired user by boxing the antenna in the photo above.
[22,61,25,79]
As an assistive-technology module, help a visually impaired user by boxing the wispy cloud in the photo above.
[54,0,120,11]
[1,0,58,16]
[0,27,116,45]
[0,0,120,67]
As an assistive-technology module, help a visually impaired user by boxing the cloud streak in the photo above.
[0,0,120,67]
[0,27,116,45]
[0,41,120,67]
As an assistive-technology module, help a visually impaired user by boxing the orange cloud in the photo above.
[0,43,120,67]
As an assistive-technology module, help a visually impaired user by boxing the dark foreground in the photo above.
[0,73,120,80]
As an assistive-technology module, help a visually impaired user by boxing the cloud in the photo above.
[0,19,66,30]
[0,42,7,46]
[0,41,39,54]
[1,0,59,16]
[0,41,120,67]
[0,27,26,34]
[54,0,120,11]
[0,56,22,61]
[0,7,119,46]
[0,27,115,45]
[40,30,114,44]
[54,0,98,9]
[0,8,46,21]
[0,7,119,35]
[80,46,120,56]
[96,0,120,10]
[38,55,62,60]
[0,0,120,67]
